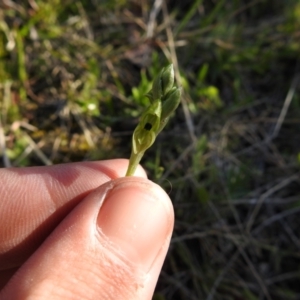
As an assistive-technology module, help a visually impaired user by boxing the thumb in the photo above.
[1,177,174,300]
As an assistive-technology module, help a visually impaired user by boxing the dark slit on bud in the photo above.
[144,123,152,131]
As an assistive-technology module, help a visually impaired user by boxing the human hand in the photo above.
[0,159,174,300]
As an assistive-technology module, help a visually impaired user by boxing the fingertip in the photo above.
[1,176,173,300]
[97,177,174,271]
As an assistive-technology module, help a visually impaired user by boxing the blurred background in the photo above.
[1,0,300,299]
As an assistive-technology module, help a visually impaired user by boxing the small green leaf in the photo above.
[152,64,175,100]
[161,64,174,95]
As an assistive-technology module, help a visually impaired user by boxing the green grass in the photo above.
[1,0,300,299]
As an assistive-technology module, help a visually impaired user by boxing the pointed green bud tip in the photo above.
[161,87,181,121]
[152,71,163,100]
[161,64,174,96]
[152,64,175,100]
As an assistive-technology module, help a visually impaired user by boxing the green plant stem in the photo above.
[126,150,145,176]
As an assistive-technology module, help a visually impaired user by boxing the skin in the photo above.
[0,159,174,300]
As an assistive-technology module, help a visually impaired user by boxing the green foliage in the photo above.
[131,70,152,108]
[5,131,29,166]
[72,58,102,116]
[197,85,223,111]
[129,52,170,116]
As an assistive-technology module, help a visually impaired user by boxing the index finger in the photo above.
[0,159,147,270]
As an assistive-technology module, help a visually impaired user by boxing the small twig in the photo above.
[12,144,33,167]
[171,230,216,243]
[271,74,300,139]
[159,142,195,182]
[280,219,300,250]
[266,270,300,285]
[24,133,53,166]
[162,1,197,143]
[247,173,300,232]
[206,250,240,300]
[238,246,272,300]
[71,104,95,148]
[253,205,300,235]
[77,2,94,40]
[146,0,163,38]
[160,270,199,300]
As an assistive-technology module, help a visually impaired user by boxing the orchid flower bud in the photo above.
[152,64,175,100]
[161,87,181,121]
[161,64,174,95]
[126,64,181,176]
[158,86,181,133]
[132,99,162,154]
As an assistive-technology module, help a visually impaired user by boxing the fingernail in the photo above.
[97,179,173,272]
